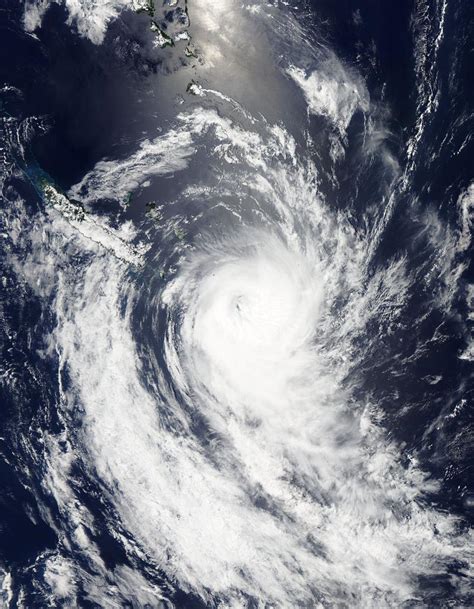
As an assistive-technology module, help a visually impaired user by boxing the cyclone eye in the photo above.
[234,294,245,315]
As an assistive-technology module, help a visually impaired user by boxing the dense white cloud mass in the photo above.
[16,107,467,607]
[5,0,472,606]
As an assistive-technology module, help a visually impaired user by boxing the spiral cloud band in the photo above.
[1,0,472,606]
[40,106,470,607]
